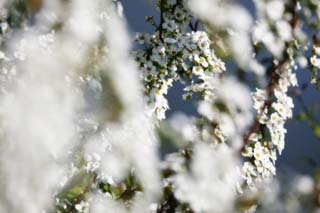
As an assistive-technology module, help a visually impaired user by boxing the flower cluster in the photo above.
[173,143,240,212]
[310,42,320,87]
[241,63,298,187]
[189,0,265,76]
[253,0,292,58]
[197,77,253,146]
[135,0,225,119]
[310,45,320,69]
[84,152,101,172]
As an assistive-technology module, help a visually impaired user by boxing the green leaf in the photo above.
[313,125,320,138]
[55,169,95,212]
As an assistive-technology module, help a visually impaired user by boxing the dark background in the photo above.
[122,0,320,175]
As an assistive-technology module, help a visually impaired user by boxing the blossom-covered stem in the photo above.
[242,58,288,151]
[242,1,298,151]
[310,35,320,87]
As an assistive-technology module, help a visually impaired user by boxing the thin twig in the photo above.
[159,0,165,42]
[189,21,195,31]
[194,19,199,31]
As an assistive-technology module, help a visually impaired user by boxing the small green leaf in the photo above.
[313,125,320,138]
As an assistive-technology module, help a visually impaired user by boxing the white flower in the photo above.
[150,50,163,64]
[38,32,55,49]
[144,66,157,76]
[209,58,225,73]
[85,153,101,172]
[258,109,269,124]
[310,55,320,68]
[75,201,90,213]
[315,46,320,55]
[289,73,298,87]
[294,176,314,195]
[242,146,253,157]
[214,126,226,142]
[164,37,176,44]
[203,89,215,101]
[199,40,210,50]
[272,102,288,118]
[158,46,166,56]
[200,57,209,67]
[253,89,267,114]
[156,106,167,120]
[174,7,186,21]
[242,162,257,178]
[136,33,150,44]
[254,160,264,174]
[266,0,284,21]
[192,66,204,76]
[249,133,262,142]
[276,20,292,41]
[269,125,287,153]
[162,19,177,32]
[193,53,200,63]
[269,112,282,124]
[0,51,4,60]
[270,150,277,162]
[152,79,173,120]
[192,31,208,43]
[167,0,177,6]
[253,142,265,161]
[278,78,290,92]
[0,22,8,33]
[195,56,209,67]
[174,144,240,212]
[254,100,265,115]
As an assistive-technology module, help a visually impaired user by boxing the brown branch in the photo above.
[159,0,165,42]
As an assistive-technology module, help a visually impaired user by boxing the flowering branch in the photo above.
[239,0,302,188]
[2,0,320,212]
[242,58,289,151]
[243,0,299,148]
